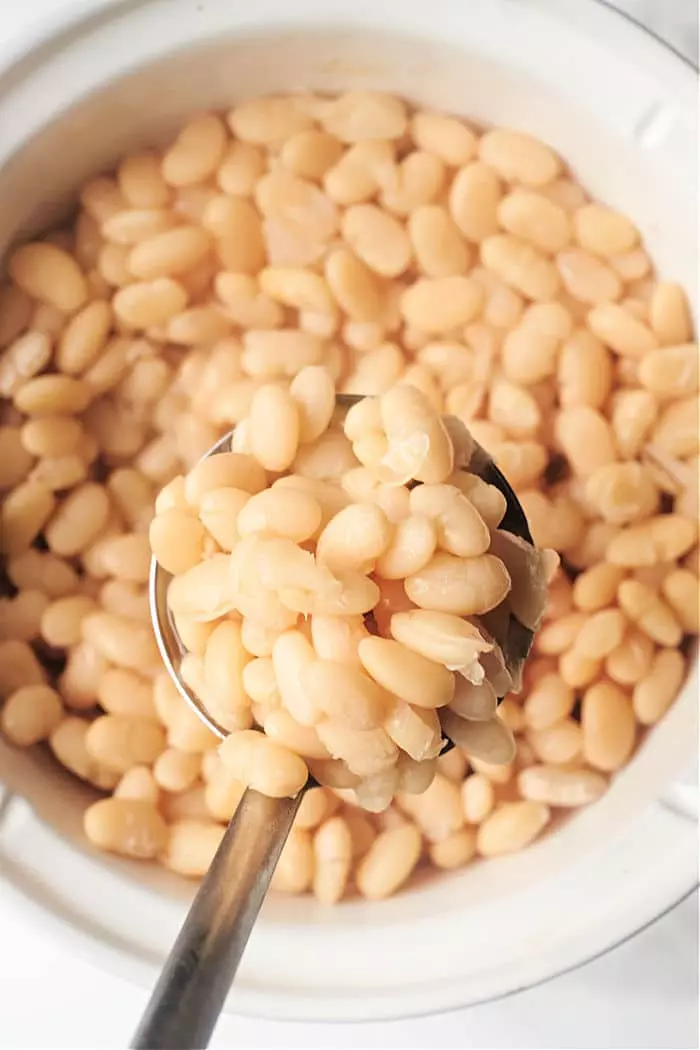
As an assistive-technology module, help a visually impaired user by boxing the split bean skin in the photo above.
[0,90,696,906]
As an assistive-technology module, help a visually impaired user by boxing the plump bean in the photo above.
[263,708,329,761]
[573,608,627,660]
[185,456,265,509]
[85,715,166,773]
[557,248,622,304]
[287,366,335,446]
[149,509,208,575]
[1,481,56,555]
[40,595,96,648]
[246,385,300,471]
[408,205,470,277]
[461,773,495,823]
[527,718,582,765]
[409,483,490,558]
[0,684,62,745]
[0,330,53,400]
[479,128,560,187]
[308,616,365,666]
[373,514,436,579]
[604,628,654,686]
[45,483,111,556]
[356,824,422,899]
[638,343,698,400]
[405,551,510,616]
[448,473,507,530]
[82,610,160,670]
[316,501,391,573]
[302,660,389,729]
[270,827,314,894]
[398,772,463,842]
[357,636,454,709]
[48,716,116,788]
[499,190,571,254]
[219,729,308,797]
[651,395,698,458]
[162,113,227,186]
[379,383,454,485]
[0,283,32,347]
[312,816,353,904]
[278,129,344,182]
[237,487,321,542]
[555,406,617,476]
[410,111,476,165]
[587,302,656,357]
[585,462,658,524]
[162,821,225,877]
[649,283,693,346]
[10,243,87,312]
[114,766,160,803]
[400,275,482,333]
[56,301,112,375]
[384,700,442,762]
[449,161,501,242]
[117,151,170,208]
[429,826,477,869]
[476,800,550,856]
[341,203,412,278]
[574,203,638,256]
[97,668,158,721]
[113,278,189,329]
[606,514,696,567]
[389,609,488,669]
[316,721,397,778]
[523,672,575,730]
[98,533,151,583]
[487,378,542,436]
[661,569,700,633]
[84,798,168,858]
[610,388,658,458]
[557,328,613,409]
[0,589,48,643]
[482,234,560,300]
[14,374,92,416]
[20,415,84,459]
[517,765,607,807]
[632,649,686,726]
[128,226,211,280]
[319,91,407,143]
[203,620,250,714]
[572,563,626,611]
[582,681,636,771]
[103,208,175,245]
[153,748,201,792]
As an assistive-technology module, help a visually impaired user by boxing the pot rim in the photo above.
[0,0,697,1023]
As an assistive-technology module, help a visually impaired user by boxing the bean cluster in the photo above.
[150,383,551,815]
[0,90,697,903]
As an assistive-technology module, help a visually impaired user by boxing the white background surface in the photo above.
[0,1,698,1047]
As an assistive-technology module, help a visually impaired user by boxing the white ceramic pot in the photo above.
[0,0,697,1023]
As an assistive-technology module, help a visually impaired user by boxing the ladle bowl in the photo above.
[133,396,535,1049]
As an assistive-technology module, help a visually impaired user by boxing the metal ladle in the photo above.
[131,395,534,1049]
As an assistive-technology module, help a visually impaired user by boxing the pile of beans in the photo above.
[0,90,697,904]
[149,383,553,817]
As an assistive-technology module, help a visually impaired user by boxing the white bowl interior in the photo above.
[0,0,697,1022]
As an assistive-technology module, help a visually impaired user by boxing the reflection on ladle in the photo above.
[132,395,535,1050]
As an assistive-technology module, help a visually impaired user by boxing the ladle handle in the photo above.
[131,788,300,1050]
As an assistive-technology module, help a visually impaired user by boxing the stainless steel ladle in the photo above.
[131,395,534,1049]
